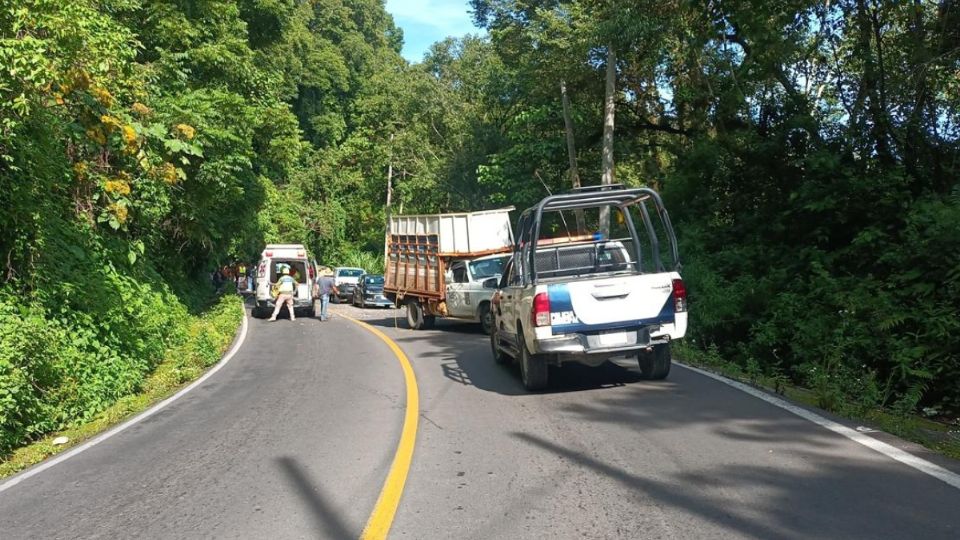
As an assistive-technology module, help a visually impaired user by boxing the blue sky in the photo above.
[385,0,482,62]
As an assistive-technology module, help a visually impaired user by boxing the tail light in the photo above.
[532,292,551,327]
[308,265,314,280]
[258,262,266,278]
[672,279,687,312]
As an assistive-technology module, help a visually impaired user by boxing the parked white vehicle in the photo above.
[490,186,687,390]
[443,253,511,333]
[332,267,365,303]
[253,244,317,318]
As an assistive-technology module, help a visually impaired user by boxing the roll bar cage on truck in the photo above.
[490,185,688,390]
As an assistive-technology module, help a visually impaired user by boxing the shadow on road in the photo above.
[357,315,654,396]
[511,431,960,539]
[276,456,355,540]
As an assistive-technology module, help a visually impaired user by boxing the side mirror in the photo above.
[482,277,499,289]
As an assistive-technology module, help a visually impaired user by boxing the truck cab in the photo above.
[490,185,687,390]
[444,253,511,333]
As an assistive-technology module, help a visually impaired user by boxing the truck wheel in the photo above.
[479,303,493,335]
[637,344,671,380]
[518,331,548,391]
[406,301,424,329]
[490,326,510,365]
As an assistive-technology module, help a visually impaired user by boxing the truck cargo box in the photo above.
[385,208,514,299]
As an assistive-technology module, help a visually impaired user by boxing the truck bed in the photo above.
[384,208,514,299]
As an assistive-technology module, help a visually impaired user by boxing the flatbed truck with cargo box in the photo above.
[384,208,514,333]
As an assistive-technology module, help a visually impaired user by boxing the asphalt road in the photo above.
[2,302,959,539]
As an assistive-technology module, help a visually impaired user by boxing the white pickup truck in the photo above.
[442,253,512,333]
[490,186,687,390]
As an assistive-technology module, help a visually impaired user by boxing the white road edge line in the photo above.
[0,309,250,494]
[677,362,960,491]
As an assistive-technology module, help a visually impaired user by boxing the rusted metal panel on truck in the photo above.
[385,208,514,300]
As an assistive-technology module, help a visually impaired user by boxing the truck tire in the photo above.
[490,326,510,365]
[479,303,493,335]
[518,331,548,391]
[406,301,424,329]
[637,344,671,380]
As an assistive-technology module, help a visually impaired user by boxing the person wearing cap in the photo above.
[313,268,339,322]
[269,266,298,321]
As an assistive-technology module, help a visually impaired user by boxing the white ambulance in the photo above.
[253,244,317,318]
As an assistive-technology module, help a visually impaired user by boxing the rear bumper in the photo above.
[534,326,672,362]
[361,294,394,307]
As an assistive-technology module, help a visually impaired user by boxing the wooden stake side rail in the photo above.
[385,234,445,299]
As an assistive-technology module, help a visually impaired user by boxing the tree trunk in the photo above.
[383,133,394,259]
[599,45,617,235]
[854,0,893,164]
[560,80,585,231]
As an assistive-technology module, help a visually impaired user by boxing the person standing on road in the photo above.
[269,266,298,321]
[236,262,248,293]
[313,268,339,322]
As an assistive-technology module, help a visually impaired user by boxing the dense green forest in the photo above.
[1,0,958,454]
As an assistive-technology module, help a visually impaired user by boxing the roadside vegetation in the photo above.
[0,292,241,477]
[1,0,957,459]
[447,1,960,431]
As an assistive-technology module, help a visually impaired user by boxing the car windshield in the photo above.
[469,256,509,280]
[364,275,384,285]
[338,269,364,277]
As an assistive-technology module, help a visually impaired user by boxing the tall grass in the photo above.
[335,250,384,275]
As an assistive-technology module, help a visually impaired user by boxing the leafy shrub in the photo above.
[668,136,960,416]
[336,250,385,275]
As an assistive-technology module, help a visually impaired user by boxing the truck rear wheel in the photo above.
[518,331,548,391]
[637,344,671,380]
[406,301,424,329]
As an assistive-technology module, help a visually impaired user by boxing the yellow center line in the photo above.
[343,315,419,540]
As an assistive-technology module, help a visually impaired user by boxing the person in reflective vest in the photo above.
[236,263,248,291]
[268,266,298,321]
